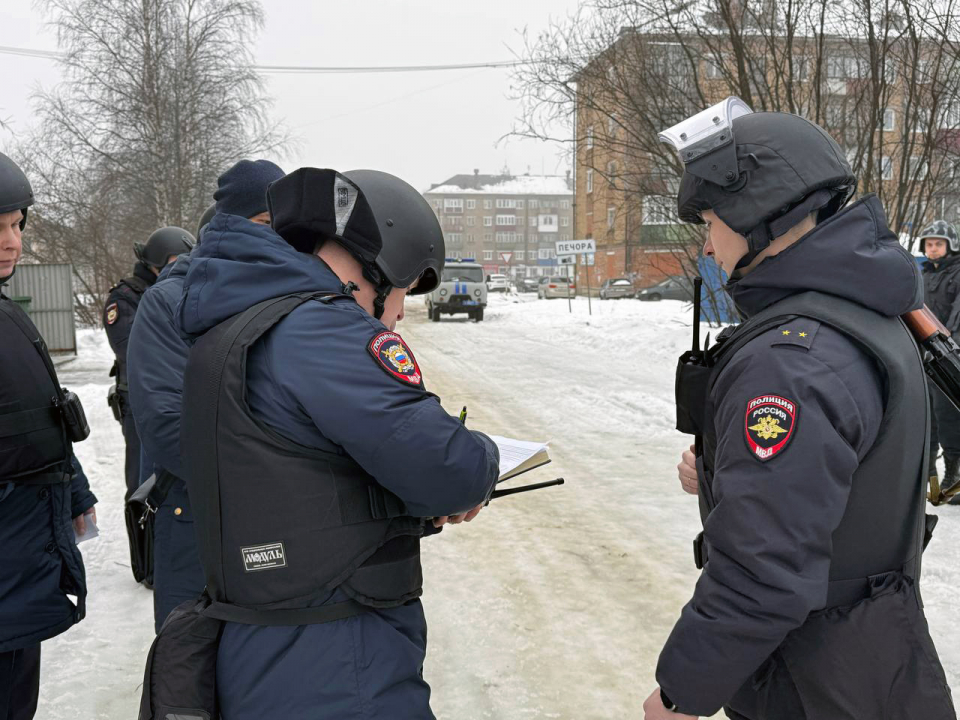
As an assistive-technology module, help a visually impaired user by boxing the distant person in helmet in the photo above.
[173,168,499,719]
[0,152,97,720]
[127,159,284,633]
[920,219,960,505]
[104,226,193,583]
[645,99,954,719]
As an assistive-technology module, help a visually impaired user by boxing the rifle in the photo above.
[902,305,960,505]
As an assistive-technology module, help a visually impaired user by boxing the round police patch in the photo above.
[745,395,797,462]
[105,302,119,325]
[368,331,423,387]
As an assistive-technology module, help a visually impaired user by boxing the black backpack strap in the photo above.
[203,598,370,626]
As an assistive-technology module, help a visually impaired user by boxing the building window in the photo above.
[586,125,594,149]
[449,233,462,244]
[466,199,476,209]
[607,207,616,229]
[433,200,441,209]
[881,156,893,180]
[496,215,517,226]
[515,250,525,261]
[561,217,570,227]
[484,199,492,210]
[496,199,515,209]
[879,108,896,132]
[483,233,493,242]
[530,233,538,242]
[530,199,539,209]
[516,199,525,209]
[909,156,928,180]
[607,161,617,177]
[539,249,550,259]
[705,56,724,79]
[560,234,570,242]
[483,216,493,227]
[642,195,677,225]
[528,216,537,227]
[587,170,594,193]
[608,113,617,135]
[539,215,557,228]
[560,200,569,210]
[483,250,493,261]
[466,216,476,226]
[467,234,474,243]
[443,198,463,212]
[447,216,460,227]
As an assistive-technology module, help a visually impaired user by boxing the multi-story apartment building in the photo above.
[424,170,574,280]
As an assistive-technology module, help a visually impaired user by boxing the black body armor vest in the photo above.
[0,296,69,483]
[678,292,930,608]
[181,292,424,625]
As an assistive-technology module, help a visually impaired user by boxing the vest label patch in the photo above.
[241,542,287,572]
[744,394,797,462]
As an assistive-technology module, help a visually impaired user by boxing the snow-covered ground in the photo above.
[40,293,959,719]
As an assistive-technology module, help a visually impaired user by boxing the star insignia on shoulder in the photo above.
[781,329,791,335]
[799,332,808,337]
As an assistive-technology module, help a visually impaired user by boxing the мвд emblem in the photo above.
[368,331,423,387]
[744,395,797,462]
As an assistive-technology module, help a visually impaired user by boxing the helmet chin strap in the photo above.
[361,264,393,320]
[734,188,835,273]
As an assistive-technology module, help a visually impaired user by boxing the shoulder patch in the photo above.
[368,331,424,388]
[745,395,798,462]
[105,303,119,325]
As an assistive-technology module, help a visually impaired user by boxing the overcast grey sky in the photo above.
[0,0,581,192]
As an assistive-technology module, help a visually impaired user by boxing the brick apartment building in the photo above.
[423,170,574,280]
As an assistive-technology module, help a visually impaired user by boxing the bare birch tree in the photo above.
[16,0,287,320]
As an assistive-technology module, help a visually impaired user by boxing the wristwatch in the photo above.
[659,689,679,712]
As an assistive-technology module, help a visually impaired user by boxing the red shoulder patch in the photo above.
[105,303,119,325]
[368,331,423,387]
[744,395,797,462]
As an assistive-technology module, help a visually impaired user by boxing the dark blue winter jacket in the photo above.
[174,213,499,719]
[0,452,96,652]
[128,252,205,632]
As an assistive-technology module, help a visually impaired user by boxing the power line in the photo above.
[0,45,524,73]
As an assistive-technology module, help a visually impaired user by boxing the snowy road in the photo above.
[40,293,959,718]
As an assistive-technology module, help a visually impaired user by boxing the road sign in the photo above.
[581,253,595,266]
[499,252,513,264]
[558,255,575,265]
[556,238,596,256]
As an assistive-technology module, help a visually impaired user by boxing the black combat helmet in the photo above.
[918,220,960,255]
[661,97,856,267]
[0,152,34,231]
[196,204,217,243]
[135,226,195,269]
[268,168,445,319]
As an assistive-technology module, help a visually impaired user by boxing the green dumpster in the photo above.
[11,296,32,314]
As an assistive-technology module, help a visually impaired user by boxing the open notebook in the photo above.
[489,435,551,482]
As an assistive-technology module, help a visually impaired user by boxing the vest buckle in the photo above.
[693,531,708,569]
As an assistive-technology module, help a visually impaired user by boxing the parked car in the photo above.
[486,274,509,293]
[514,276,539,293]
[636,275,694,302]
[537,276,577,299]
[599,278,635,300]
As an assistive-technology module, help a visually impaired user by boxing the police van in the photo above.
[424,258,487,322]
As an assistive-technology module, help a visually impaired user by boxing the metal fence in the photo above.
[4,263,77,354]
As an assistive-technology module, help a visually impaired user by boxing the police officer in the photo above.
[128,159,284,632]
[920,220,960,504]
[645,99,955,719]
[0,152,97,720]
[104,227,192,575]
[175,168,499,719]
